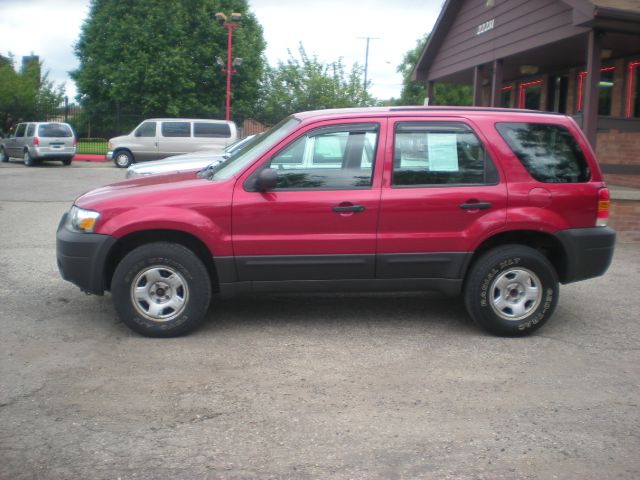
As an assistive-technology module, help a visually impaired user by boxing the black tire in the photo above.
[0,147,8,162]
[24,149,35,167]
[464,245,559,336]
[114,150,134,168]
[111,242,211,337]
[62,157,72,166]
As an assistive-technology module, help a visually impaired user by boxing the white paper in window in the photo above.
[428,133,459,171]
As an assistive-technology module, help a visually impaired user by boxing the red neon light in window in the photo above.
[576,67,616,112]
[501,85,513,91]
[517,80,543,109]
[626,61,640,118]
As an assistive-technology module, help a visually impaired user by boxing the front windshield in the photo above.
[208,117,300,180]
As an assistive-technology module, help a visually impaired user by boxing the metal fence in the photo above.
[76,138,108,155]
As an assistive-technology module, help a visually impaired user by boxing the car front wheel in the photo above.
[114,150,133,168]
[464,245,559,336]
[111,242,211,337]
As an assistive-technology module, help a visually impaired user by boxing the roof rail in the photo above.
[389,107,564,116]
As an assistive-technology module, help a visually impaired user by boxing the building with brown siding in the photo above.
[412,0,640,189]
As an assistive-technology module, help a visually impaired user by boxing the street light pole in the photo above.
[358,36,379,96]
[216,12,241,121]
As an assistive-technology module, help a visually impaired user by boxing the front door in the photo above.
[130,121,158,161]
[232,120,386,281]
[377,118,507,279]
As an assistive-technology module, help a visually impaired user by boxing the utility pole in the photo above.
[216,12,241,121]
[358,37,379,95]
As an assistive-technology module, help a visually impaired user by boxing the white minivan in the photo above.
[107,118,237,168]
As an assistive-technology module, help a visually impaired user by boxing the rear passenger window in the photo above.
[14,124,26,137]
[496,123,590,183]
[259,124,378,190]
[26,124,35,136]
[194,122,231,138]
[161,122,191,137]
[392,122,497,187]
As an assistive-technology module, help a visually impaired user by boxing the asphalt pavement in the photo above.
[1,160,639,480]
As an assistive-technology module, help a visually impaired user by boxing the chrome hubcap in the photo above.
[131,266,188,322]
[116,154,129,166]
[490,268,542,321]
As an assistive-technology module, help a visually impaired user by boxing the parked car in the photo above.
[56,107,615,338]
[125,134,257,179]
[1,122,76,166]
[107,118,237,168]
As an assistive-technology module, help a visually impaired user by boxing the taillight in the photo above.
[73,137,77,146]
[33,136,39,146]
[596,188,610,227]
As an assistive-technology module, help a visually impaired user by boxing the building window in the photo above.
[501,86,512,108]
[626,61,640,118]
[517,80,543,109]
[576,67,615,115]
[547,75,568,113]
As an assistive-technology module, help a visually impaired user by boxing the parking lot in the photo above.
[0,160,639,480]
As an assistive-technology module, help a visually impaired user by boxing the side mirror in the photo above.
[255,168,278,192]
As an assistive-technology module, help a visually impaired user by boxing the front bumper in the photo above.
[56,213,116,295]
[106,151,114,160]
[555,227,616,284]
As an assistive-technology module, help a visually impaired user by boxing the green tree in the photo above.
[396,34,472,106]
[256,44,377,125]
[72,0,266,136]
[0,54,64,135]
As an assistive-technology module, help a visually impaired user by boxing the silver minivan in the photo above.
[107,118,237,168]
[0,122,76,166]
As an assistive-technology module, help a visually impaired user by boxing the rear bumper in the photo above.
[555,227,616,284]
[56,214,116,295]
[32,146,75,159]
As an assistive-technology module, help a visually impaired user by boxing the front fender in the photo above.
[98,206,232,256]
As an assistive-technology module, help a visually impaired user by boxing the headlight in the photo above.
[65,206,100,233]
[108,142,113,150]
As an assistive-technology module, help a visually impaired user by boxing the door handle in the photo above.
[459,201,491,210]
[332,204,366,213]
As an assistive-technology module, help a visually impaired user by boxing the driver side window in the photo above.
[135,122,157,138]
[263,125,378,190]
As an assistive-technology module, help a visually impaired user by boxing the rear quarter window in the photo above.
[38,124,72,138]
[496,122,590,183]
[194,122,231,138]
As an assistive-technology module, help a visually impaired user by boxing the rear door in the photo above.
[157,121,191,158]
[8,123,26,156]
[37,123,74,155]
[232,119,386,281]
[377,117,507,279]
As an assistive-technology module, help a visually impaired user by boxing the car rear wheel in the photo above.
[62,157,72,166]
[24,150,35,167]
[0,147,7,162]
[111,242,211,337]
[114,150,133,168]
[464,245,559,336]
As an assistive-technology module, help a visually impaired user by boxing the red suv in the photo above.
[56,107,615,337]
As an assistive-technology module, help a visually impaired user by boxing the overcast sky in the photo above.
[0,0,442,101]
